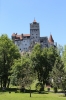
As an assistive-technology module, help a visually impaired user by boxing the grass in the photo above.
[0,92,66,100]
[0,81,66,100]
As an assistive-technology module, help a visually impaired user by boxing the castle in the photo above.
[12,19,57,52]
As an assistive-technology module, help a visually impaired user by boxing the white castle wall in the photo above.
[15,38,30,52]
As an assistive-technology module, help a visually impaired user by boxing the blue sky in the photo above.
[0,0,66,46]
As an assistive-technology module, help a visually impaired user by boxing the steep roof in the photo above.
[48,34,54,43]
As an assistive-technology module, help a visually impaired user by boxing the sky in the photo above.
[0,0,66,46]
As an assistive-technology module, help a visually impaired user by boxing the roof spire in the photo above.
[33,17,36,22]
[50,32,51,35]
[48,34,54,43]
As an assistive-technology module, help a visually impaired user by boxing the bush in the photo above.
[35,82,44,93]
[53,87,57,93]
[20,86,25,92]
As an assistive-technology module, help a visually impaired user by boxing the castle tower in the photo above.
[30,19,40,43]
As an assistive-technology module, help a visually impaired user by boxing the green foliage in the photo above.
[10,54,35,88]
[50,57,64,92]
[57,44,63,56]
[62,45,66,71]
[61,73,66,96]
[49,45,66,93]
[0,34,20,88]
[31,44,59,86]
[61,72,66,91]
[10,59,21,86]
[53,87,58,93]
[35,82,44,92]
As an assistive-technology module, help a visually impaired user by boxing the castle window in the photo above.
[20,48,21,50]
[41,40,43,42]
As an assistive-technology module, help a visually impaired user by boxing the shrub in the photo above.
[35,82,44,93]
[53,87,57,93]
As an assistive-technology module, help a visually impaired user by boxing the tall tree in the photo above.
[0,34,20,88]
[10,54,35,89]
[61,45,66,95]
[50,57,64,92]
[62,45,66,71]
[31,44,58,89]
[61,72,66,96]
[30,44,42,82]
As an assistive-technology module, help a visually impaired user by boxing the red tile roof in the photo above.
[23,34,30,37]
[48,34,54,43]
[12,33,30,40]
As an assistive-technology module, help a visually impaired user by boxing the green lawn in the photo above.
[0,92,66,100]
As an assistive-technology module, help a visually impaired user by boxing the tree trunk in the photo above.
[30,87,31,97]
[3,51,7,88]
[54,87,57,93]
[64,90,66,96]
[43,79,45,91]
[7,79,10,88]
[1,77,2,89]
[3,79,6,88]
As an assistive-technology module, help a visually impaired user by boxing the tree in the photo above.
[50,57,64,92]
[31,44,59,90]
[57,44,63,56]
[39,46,59,86]
[10,54,35,90]
[30,44,43,82]
[0,34,20,88]
[61,45,66,95]
[49,45,66,94]
[61,72,66,96]
[62,45,66,71]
